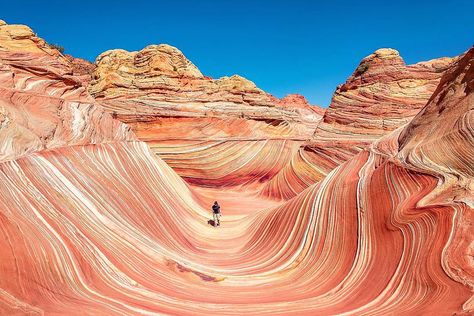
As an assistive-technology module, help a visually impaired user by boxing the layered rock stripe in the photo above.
[0,21,134,163]
[89,44,324,187]
[0,20,473,315]
[260,48,455,199]
[87,41,454,199]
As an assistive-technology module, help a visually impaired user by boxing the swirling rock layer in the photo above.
[0,21,473,315]
[0,21,134,162]
[89,45,323,186]
[261,48,455,199]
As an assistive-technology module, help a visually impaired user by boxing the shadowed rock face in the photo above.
[65,54,96,86]
[0,20,473,315]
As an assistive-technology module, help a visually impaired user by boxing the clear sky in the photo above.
[2,0,472,106]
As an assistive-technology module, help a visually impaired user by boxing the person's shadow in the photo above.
[207,219,216,227]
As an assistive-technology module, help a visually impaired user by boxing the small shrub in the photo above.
[355,63,369,76]
[49,43,65,54]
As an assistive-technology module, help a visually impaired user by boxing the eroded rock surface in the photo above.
[261,48,455,199]
[89,44,324,186]
[0,21,135,162]
[0,20,472,316]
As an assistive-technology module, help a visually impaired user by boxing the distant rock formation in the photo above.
[89,44,321,127]
[89,44,324,186]
[320,48,454,137]
[261,48,455,199]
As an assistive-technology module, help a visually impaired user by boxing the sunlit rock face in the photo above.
[0,21,135,162]
[89,45,324,186]
[324,48,454,136]
[0,20,473,315]
[261,48,455,199]
[398,47,474,209]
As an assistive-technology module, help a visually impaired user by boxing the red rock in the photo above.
[89,45,324,187]
[261,48,455,199]
[276,93,325,115]
[0,21,135,162]
[65,54,96,86]
[398,47,474,209]
[0,20,472,316]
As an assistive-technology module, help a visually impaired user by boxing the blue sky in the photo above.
[2,0,472,106]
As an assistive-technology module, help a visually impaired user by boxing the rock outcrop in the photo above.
[89,45,321,125]
[89,44,324,186]
[398,47,474,208]
[318,48,454,137]
[0,21,135,162]
[260,48,455,199]
[65,54,96,86]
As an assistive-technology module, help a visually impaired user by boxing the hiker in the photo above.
[212,201,221,226]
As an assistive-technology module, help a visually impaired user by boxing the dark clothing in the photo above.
[212,204,221,214]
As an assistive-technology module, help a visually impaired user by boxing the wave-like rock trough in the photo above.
[0,20,473,315]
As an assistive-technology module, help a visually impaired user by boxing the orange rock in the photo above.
[0,21,135,162]
[89,44,324,187]
[0,20,473,316]
[261,48,455,199]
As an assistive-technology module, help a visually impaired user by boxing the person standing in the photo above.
[212,201,221,227]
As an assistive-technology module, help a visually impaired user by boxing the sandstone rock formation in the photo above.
[89,45,320,125]
[89,44,324,186]
[65,54,96,86]
[0,21,134,162]
[398,47,474,209]
[260,48,455,199]
[0,20,472,315]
